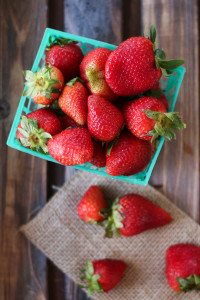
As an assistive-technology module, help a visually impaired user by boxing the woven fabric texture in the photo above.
[22,171,200,300]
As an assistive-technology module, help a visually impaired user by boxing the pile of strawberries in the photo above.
[77,185,200,295]
[17,26,185,176]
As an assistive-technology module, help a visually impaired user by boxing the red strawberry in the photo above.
[123,96,185,141]
[47,127,93,165]
[166,244,200,292]
[23,66,64,105]
[59,114,79,129]
[80,48,117,101]
[45,38,83,81]
[90,141,106,168]
[160,94,169,110]
[77,185,108,223]
[105,26,184,96]
[104,194,172,237]
[58,78,88,125]
[87,95,124,142]
[16,108,62,153]
[106,130,152,176]
[81,259,127,294]
[146,85,169,110]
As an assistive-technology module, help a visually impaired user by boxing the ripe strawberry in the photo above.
[45,38,83,81]
[80,48,117,101]
[23,66,64,105]
[90,141,106,168]
[123,96,186,142]
[58,78,88,125]
[16,108,62,153]
[87,95,124,142]
[81,259,127,294]
[59,114,79,129]
[47,127,93,165]
[106,130,152,176]
[77,186,108,223]
[166,244,200,292]
[105,26,184,96]
[104,194,172,237]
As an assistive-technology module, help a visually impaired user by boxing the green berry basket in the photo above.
[7,28,186,186]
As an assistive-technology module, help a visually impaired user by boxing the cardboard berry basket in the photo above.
[7,28,186,186]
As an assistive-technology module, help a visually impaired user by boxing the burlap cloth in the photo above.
[21,172,200,300]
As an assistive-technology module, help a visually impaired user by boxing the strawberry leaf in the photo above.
[47,37,78,49]
[66,77,83,86]
[155,48,166,60]
[149,25,156,43]
[80,261,103,295]
[177,274,200,292]
[144,111,186,142]
[158,59,184,70]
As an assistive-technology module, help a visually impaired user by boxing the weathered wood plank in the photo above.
[0,1,48,299]
[142,0,199,221]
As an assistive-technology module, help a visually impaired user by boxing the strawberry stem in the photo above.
[144,110,186,142]
[66,77,84,86]
[47,37,78,49]
[17,116,52,153]
[80,261,103,295]
[177,274,200,292]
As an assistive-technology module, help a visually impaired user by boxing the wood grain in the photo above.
[0,1,48,299]
[142,0,199,221]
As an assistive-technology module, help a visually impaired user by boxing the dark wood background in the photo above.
[0,0,199,299]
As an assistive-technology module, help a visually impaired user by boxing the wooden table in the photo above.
[0,0,199,299]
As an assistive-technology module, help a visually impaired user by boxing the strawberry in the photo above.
[80,48,117,101]
[45,38,83,81]
[166,244,200,292]
[59,114,79,129]
[123,96,186,142]
[90,141,106,168]
[106,130,152,176]
[23,66,64,105]
[58,78,88,125]
[47,127,93,165]
[16,108,62,153]
[87,95,124,142]
[81,259,127,294]
[77,185,108,223]
[104,194,172,237]
[105,26,184,96]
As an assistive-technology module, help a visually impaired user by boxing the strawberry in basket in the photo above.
[80,259,127,294]
[58,77,88,125]
[105,26,184,96]
[16,108,62,153]
[47,127,93,165]
[106,130,152,176]
[123,96,186,142]
[80,48,117,101]
[45,37,84,81]
[23,66,64,105]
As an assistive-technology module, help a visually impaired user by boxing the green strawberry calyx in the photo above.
[47,37,78,49]
[66,77,84,86]
[80,261,103,294]
[144,110,186,142]
[177,274,200,292]
[17,116,52,153]
[148,25,184,76]
[23,66,60,99]
[103,198,124,238]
